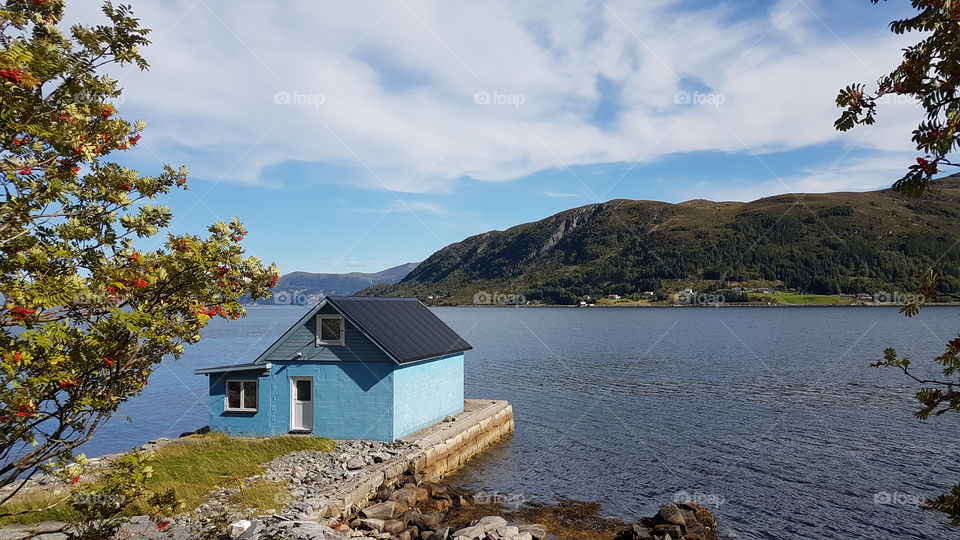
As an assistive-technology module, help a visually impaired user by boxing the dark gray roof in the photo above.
[326,296,472,364]
[194,362,270,375]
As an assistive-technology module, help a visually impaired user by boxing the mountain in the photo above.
[260,262,419,305]
[360,177,960,304]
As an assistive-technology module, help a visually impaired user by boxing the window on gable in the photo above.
[316,315,344,346]
[225,380,258,412]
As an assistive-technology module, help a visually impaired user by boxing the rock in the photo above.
[228,519,252,538]
[346,457,365,470]
[476,516,508,532]
[496,525,519,537]
[362,501,405,520]
[423,497,453,513]
[359,518,385,531]
[257,520,348,540]
[409,510,441,530]
[421,481,447,497]
[413,487,430,502]
[654,504,686,526]
[383,520,407,534]
[391,487,420,507]
[451,524,485,539]
[516,524,548,540]
[513,533,533,540]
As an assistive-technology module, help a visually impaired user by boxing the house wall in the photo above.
[392,353,464,438]
[207,370,273,436]
[269,361,396,441]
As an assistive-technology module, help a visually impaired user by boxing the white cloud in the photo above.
[67,0,924,194]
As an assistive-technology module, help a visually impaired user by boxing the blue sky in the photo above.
[70,0,923,274]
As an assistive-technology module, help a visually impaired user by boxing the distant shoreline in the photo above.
[430,302,960,308]
[243,301,960,309]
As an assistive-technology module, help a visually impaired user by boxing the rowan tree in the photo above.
[836,0,960,525]
[0,0,279,502]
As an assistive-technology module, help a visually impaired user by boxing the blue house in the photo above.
[194,296,471,441]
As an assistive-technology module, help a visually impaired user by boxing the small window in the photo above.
[225,380,258,412]
[316,315,344,346]
[295,379,312,401]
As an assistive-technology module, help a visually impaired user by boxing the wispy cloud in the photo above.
[71,0,920,196]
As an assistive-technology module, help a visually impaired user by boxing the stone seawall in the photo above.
[306,399,514,522]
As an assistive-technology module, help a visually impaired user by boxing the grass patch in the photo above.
[0,491,78,526]
[228,479,290,514]
[753,292,850,305]
[128,433,334,513]
[0,433,334,525]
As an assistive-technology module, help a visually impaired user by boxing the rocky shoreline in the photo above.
[213,476,719,540]
[0,435,720,540]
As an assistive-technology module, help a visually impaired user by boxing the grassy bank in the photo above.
[0,433,334,525]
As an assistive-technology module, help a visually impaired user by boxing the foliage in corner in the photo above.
[837,0,960,526]
[0,0,279,512]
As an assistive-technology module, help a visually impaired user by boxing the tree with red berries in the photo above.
[836,0,960,525]
[0,0,278,504]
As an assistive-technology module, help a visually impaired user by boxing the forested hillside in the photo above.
[361,177,960,304]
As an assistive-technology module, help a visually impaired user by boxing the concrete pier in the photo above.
[307,399,514,521]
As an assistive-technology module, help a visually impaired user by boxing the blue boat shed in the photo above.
[194,296,471,441]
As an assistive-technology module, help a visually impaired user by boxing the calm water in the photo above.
[89,306,960,539]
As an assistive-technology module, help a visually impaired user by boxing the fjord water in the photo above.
[89,306,959,539]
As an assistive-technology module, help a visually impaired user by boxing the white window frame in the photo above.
[224,379,258,412]
[316,315,345,346]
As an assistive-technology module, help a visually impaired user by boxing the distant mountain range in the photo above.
[360,176,960,304]
[255,262,419,305]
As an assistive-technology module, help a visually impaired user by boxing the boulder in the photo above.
[391,487,420,507]
[228,519,252,538]
[421,481,447,497]
[383,519,407,534]
[655,504,686,526]
[451,524,485,539]
[516,524,548,540]
[409,510,442,530]
[359,518,385,531]
[476,516,508,532]
[255,520,348,540]
[362,500,406,520]
[413,486,430,502]
[496,525,519,537]
[423,497,453,513]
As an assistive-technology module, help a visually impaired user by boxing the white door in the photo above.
[291,378,313,432]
